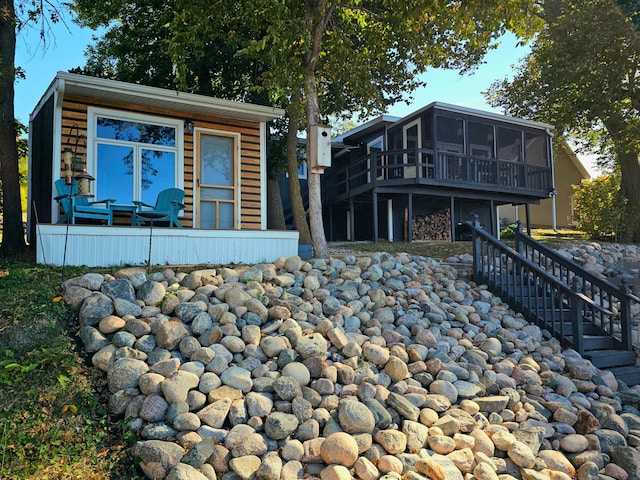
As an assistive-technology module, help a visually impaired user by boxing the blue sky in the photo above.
[13,18,598,175]
[14,18,527,124]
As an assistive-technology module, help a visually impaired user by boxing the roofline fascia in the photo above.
[53,71,285,121]
[332,114,400,143]
[417,101,555,131]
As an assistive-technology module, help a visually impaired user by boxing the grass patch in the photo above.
[0,249,142,479]
[332,240,474,258]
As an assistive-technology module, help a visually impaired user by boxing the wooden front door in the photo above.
[196,131,238,229]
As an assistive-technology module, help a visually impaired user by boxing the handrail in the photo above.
[323,147,552,204]
[469,217,627,355]
[513,222,634,350]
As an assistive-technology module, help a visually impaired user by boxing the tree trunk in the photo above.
[603,115,640,242]
[617,149,640,242]
[0,0,26,255]
[302,0,331,259]
[303,72,328,258]
[286,91,312,244]
[266,177,286,230]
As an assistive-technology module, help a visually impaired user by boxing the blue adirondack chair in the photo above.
[54,179,115,225]
[132,188,185,228]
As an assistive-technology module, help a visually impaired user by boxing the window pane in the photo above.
[436,116,464,150]
[405,124,419,149]
[201,135,234,186]
[97,117,175,146]
[525,132,548,166]
[141,149,176,204]
[199,201,215,229]
[218,202,234,229]
[200,187,234,200]
[199,201,234,229]
[497,127,522,162]
[96,144,134,203]
[468,122,494,158]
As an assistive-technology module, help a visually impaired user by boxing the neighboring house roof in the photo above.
[557,137,591,180]
[32,71,285,123]
[332,114,400,144]
[405,102,555,131]
[333,102,555,147]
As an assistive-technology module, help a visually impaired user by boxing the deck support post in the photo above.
[349,198,355,242]
[372,191,378,243]
[471,215,482,279]
[387,199,393,242]
[525,203,531,235]
[490,199,496,237]
[328,207,334,241]
[450,196,456,242]
[407,193,413,243]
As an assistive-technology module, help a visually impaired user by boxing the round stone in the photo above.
[338,399,376,433]
[508,441,536,468]
[383,356,409,382]
[219,366,253,393]
[264,412,299,440]
[560,434,589,453]
[374,429,407,455]
[320,464,353,480]
[377,455,404,474]
[99,315,126,334]
[491,430,517,451]
[320,432,359,467]
[281,362,311,385]
[427,435,456,454]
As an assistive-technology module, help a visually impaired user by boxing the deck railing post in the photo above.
[620,278,633,350]
[515,220,523,255]
[471,215,482,281]
[571,277,584,355]
[371,152,377,187]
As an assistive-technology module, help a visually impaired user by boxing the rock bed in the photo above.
[64,252,640,480]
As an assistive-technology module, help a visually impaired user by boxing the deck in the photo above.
[35,224,299,267]
[324,148,553,204]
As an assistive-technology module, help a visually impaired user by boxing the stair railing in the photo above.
[512,221,634,351]
[469,217,618,355]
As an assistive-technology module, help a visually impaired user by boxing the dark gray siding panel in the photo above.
[28,96,55,242]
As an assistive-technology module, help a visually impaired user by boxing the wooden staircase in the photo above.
[469,218,640,386]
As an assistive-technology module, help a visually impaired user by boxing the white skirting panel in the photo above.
[35,224,300,267]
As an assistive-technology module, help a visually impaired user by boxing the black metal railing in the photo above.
[323,147,552,203]
[469,217,634,356]
[512,222,635,350]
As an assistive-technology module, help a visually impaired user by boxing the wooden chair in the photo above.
[54,179,115,225]
[132,188,185,228]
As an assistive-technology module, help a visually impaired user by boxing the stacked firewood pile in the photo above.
[412,208,451,241]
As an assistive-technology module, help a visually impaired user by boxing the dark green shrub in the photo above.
[500,223,518,239]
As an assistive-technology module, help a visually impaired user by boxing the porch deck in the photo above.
[324,148,553,204]
[35,224,300,267]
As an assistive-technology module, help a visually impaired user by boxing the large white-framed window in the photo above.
[87,107,184,205]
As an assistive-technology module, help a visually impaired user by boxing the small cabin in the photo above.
[323,102,555,242]
[28,72,298,266]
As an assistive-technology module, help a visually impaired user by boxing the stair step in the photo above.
[558,322,607,336]
[606,365,640,386]
[585,350,637,369]
[567,336,620,350]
